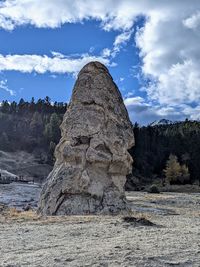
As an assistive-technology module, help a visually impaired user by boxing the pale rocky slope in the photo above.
[0,150,52,182]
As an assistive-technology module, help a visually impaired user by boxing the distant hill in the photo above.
[149,119,173,126]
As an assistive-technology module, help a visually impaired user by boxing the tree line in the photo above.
[0,97,67,163]
[129,120,200,187]
[0,97,66,114]
[0,98,200,186]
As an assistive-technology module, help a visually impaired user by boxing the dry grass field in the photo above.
[0,191,199,267]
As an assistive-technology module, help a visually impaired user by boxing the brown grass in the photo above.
[0,206,119,224]
[0,207,40,223]
[127,210,153,221]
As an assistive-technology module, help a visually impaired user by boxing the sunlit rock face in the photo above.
[38,61,134,215]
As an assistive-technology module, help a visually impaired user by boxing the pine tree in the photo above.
[0,132,9,150]
[180,164,190,184]
[44,113,61,143]
[1,100,10,113]
[30,112,43,137]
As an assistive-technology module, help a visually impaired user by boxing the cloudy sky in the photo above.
[0,0,200,124]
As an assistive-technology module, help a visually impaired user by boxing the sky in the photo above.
[0,0,200,125]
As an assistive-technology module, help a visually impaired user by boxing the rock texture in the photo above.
[38,61,134,215]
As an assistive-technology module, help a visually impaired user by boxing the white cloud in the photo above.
[50,51,65,59]
[112,30,133,56]
[1,0,200,122]
[114,30,133,47]
[101,30,133,59]
[124,96,145,106]
[134,2,200,110]
[89,46,95,53]
[0,14,15,30]
[124,96,185,125]
[50,74,57,79]
[124,95,200,125]
[0,53,111,75]
[144,60,200,105]
[0,0,141,31]
[101,48,111,58]
[0,79,15,95]
[183,12,200,30]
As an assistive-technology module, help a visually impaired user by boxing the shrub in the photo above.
[148,184,160,194]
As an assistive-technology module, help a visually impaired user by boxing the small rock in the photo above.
[23,204,31,211]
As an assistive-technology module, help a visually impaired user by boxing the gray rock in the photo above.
[38,61,134,215]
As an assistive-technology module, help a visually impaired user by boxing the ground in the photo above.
[0,190,199,267]
[0,150,52,182]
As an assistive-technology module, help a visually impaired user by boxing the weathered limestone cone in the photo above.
[38,62,134,215]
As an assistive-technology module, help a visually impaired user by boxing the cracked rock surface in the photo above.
[38,61,134,215]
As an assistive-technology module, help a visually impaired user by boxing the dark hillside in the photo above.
[0,98,200,187]
[128,121,200,189]
[0,97,67,164]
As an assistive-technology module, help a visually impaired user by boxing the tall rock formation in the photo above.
[38,61,134,215]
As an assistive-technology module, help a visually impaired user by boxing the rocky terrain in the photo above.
[39,62,134,215]
[0,182,41,210]
[0,190,199,267]
[0,150,52,183]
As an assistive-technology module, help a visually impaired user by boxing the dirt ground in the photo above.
[0,192,199,267]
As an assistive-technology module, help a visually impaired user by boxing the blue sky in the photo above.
[0,1,200,124]
[0,20,141,115]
